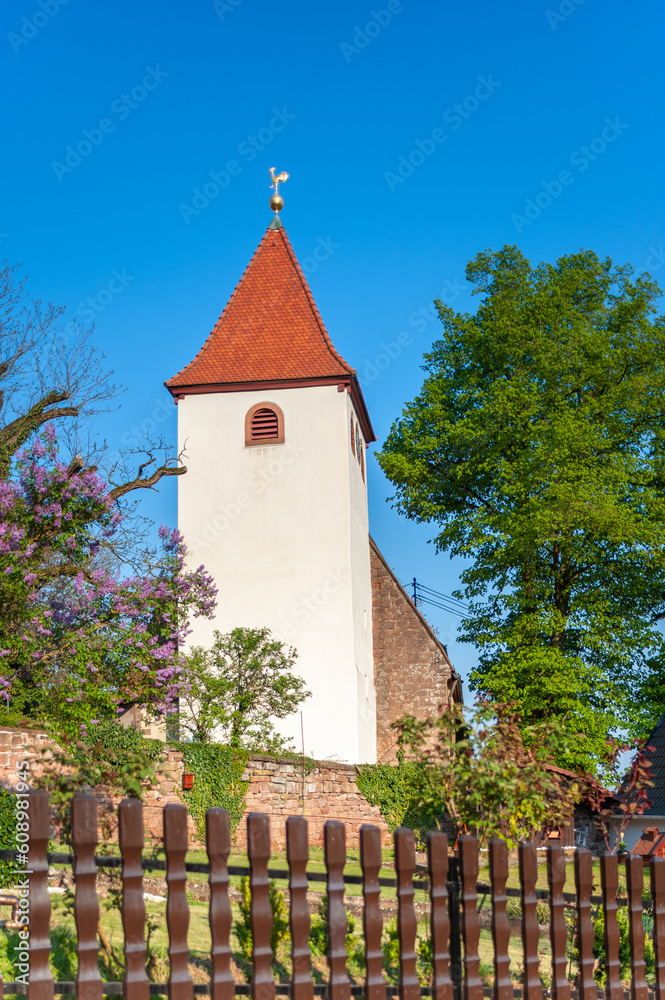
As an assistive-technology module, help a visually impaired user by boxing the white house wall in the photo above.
[176,383,376,763]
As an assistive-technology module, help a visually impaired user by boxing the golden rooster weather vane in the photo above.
[269,168,289,214]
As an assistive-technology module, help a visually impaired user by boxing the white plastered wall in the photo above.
[176,384,376,763]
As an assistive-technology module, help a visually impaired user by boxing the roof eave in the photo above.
[165,373,376,444]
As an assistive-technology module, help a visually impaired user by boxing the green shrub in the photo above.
[479,959,495,986]
[0,787,21,889]
[417,934,433,984]
[590,906,654,982]
[308,894,363,974]
[0,925,82,983]
[382,918,401,984]
[234,875,290,964]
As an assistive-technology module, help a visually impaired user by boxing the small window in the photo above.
[350,414,355,456]
[245,403,284,446]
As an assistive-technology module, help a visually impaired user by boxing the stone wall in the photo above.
[370,537,461,763]
[0,726,195,845]
[0,728,390,851]
[0,726,52,773]
[235,753,390,851]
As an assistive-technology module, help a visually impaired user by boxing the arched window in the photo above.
[245,402,284,446]
[350,414,355,456]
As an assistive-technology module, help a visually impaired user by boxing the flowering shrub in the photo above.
[0,428,216,734]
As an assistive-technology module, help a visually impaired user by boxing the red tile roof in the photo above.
[631,827,665,857]
[166,224,356,388]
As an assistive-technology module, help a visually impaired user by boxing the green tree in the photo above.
[177,645,230,743]
[378,247,665,770]
[179,627,310,752]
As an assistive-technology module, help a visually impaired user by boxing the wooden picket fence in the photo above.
[3,789,665,998]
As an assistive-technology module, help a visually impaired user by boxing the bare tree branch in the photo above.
[108,456,187,502]
[0,391,79,474]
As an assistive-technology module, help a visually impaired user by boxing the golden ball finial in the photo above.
[269,193,284,213]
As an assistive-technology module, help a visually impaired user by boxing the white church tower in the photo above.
[166,205,378,763]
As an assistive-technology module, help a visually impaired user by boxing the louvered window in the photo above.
[251,408,278,440]
[245,403,284,446]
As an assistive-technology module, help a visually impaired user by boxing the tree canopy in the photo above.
[179,627,310,752]
[378,246,665,771]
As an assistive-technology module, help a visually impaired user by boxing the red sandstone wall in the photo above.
[0,729,389,851]
[0,727,194,845]
[236,754,390,850]
[370,538,459,763]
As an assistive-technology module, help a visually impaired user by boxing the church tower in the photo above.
[166,208,378,763]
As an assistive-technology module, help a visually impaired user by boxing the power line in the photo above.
[417,583,469,610]
[411,578,470,618]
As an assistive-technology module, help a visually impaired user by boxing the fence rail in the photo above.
[3,790,663,999]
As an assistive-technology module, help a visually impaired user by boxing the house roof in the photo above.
[631,827,665,857]
[631,710,665,816]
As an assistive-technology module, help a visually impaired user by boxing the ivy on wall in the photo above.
[355,760,439,839]
[170,742,250,841]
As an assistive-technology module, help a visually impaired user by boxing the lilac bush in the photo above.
[0,428,216,734]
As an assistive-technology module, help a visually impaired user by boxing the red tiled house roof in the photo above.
[165,223,374,439]
[631,826,665,859]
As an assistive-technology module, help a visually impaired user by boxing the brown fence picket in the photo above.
[360,824,386,1000]
[574,848,597,1000]
[395,827,419,1000]
[163,803,194,1000]
[626,854,648,1000]
[427,831,453,1000]
[651,856,665,1000]
[247,812,276,1000]
[489,838,513,1000]
[546,845,570,1000]
[599,852,622,1000]
[118,797,150,1000]
[324,820,351,1000]
[206,808,234,1000]
[71,794,103,1000]
[286,816,314,1000]
[27,788,54,1000]
[457,836,483,1000]
[518,842,542,1000]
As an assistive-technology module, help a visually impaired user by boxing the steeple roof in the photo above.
[166,224,357,387]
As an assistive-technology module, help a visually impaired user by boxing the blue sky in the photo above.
[2,0,662,692]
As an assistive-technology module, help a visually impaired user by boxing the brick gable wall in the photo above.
[370,538,460,762]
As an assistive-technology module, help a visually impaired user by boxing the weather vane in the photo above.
[269,167,289,214]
